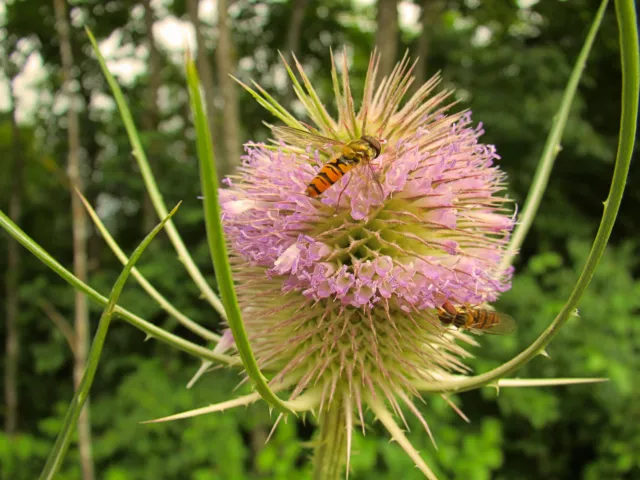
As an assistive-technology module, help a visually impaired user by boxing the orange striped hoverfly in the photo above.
[272,126,383,198]
[436,301,516,335]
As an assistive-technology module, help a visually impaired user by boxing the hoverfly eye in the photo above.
[362,136,382,158]
[441,301,458,316]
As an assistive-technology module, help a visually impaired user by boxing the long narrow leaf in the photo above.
[39,205,179,480]
[76,190,220,343]
[368,397,440,480]
[495,378,609,388]
[85,28,226,320]
[419,0,638,394]
[498,0,610,272]
[186,59,294,414]
[0,209,236,366]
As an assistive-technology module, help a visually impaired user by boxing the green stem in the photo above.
[77,191,220,343]
[312,406,347,480]
[186,59,294,414]
[498,0,609,273]
[0,209,237,366]
[39,205,179,480]
[418,0,638,395]
[85,28,226,320]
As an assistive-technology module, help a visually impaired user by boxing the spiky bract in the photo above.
[219,52,515,477]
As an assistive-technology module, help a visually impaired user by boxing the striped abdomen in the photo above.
[462,309,499,330]
[306,156,359,198]
[306,135,382,198]
[437,301,516,335]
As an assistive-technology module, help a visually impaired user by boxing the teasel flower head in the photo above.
[166,52,516,477]
[211,51,515,474]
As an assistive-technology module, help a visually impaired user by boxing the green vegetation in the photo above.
[0,0,638,478]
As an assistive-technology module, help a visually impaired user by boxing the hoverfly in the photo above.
[272,126,383,198]
[436,301,516,335]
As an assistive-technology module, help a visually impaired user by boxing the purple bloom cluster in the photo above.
[221,111,515,312]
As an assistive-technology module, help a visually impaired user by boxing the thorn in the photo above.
[144,334,153,342]
[539,349,551,358]
[488,382,500,395]
[442,395,470,423]
[572,308,581,318]
[265,413,283,444]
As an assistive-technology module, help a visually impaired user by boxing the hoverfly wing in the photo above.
[480,311,517,335]
[364,159,384,197]
[271,126,345,156]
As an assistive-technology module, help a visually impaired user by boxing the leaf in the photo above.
[39,204,180,480]
[84,27,226,320]
[185,58,295,415]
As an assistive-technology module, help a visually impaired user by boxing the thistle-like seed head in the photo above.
[221,52,515,468]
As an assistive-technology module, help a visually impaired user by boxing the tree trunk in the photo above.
[141,0,162,233]
[53,1,95,479]
[215,0,242,178]
[414,0,440,89]
[4,69,22,437]
[186,0,222,175]
[283,0,308,106]
[375,0,400,79]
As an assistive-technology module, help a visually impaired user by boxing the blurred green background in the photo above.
[0,0,638,479]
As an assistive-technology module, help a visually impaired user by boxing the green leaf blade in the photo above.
[84,27,226,320]
[418,0,639,394]
[0,209,236,365]
[185,59,294,415]
[499,0,611,273]
[39,205,180,480]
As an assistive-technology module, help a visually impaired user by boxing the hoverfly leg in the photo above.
[367,162,385,201]
[334,172,354,216]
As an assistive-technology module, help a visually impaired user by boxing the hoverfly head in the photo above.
[361,135,382,159]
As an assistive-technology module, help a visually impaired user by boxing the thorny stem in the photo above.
[417,0,638,395]
[86,29,227,320]
[313,403,347,480]
[498,0,609,274]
